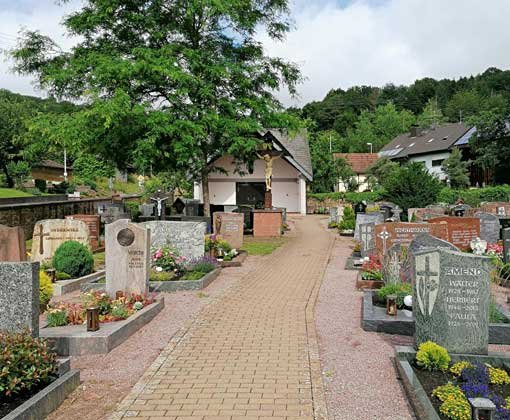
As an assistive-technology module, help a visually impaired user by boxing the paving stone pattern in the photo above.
[110,217,333,420]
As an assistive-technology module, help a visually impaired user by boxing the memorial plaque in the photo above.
[360,223,375,257]
[474,212,501,243]
[374,223,448,255]
[213,212,244,249]
[413,248,491,354]
[428,217,481,250]
[141,221,206,260]
[0,224,27,262]
[329,207,339,224]
[354,213,384,241]
[66,214,101,249]
[105,219,149,298]
[31,219,90,262]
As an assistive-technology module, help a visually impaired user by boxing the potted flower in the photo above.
[357,254,384,290]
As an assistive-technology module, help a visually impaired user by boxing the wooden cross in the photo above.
[33,224,50,255]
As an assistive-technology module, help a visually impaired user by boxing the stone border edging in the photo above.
[220,251,248,268]
[150,268,221,292]
[1,369,80,420]
[41,297,164,356]
[362,291,510,344]
[53,270,106,296]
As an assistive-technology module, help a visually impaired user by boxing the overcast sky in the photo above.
[1,0,510,107]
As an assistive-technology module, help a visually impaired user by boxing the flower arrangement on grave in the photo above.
[412,341,510,420]
[204,234,235,260]
[360,254,383,281]
[151,245,186,274]
[484,242,510,287]
[377,282,412,308]
[45,291,155,327]
[179,256,220,280]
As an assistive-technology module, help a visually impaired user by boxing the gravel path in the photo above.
[47,256,261,420]
[315,235,414,420]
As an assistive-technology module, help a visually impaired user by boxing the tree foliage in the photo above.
[441,148,470,189]
[381,162,442,212]
[12,0,302,213]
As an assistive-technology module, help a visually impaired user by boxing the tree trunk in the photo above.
[2,164,14,188]
[202,172,210,217]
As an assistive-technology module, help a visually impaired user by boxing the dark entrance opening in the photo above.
[236,182,265,209]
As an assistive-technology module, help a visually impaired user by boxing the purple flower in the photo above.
[460,382,489,399]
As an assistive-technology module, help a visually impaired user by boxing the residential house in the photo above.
[379,123,476,182]
[333,153,379,192]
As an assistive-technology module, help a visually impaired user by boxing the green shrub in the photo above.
[52,241,94,278]
[149,271,175,282]
[56,272,72,280]
[377,282,412,308]
[0,330,58,398]
[111,304,130,319]
[34,179,47,193]
[125,201,141,221]
[308,191,384,203]
[437,185,510,207]
[416,341,451,372]
[46,308,68,327]
[39,270,53,311]
[338,206,355,230]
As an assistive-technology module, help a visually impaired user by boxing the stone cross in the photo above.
[377,228,390,255]
[415,255,439,316]
[360,223,375,257]
[33,224,50,255]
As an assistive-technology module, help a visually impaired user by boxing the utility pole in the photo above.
[63,148,68,182]
[459,110,463,124]
[329,134,332,153]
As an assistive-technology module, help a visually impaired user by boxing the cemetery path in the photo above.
[109,215,333,420]
[315,237,414,420]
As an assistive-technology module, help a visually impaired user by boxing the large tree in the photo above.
[12,0,301,215]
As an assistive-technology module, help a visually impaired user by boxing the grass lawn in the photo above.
[241,236,287,256]
[93,251,105,270]
[0,188,33,198]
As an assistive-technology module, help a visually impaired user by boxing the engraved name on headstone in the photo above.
[413,248,491,354]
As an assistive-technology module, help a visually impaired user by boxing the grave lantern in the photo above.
[386,294,398,316]
[46,268,57,283]
[86,307,100,332]
[116,290,124,300]
[468,398,496,420]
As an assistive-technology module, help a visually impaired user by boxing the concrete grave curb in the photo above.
[53,270,105,296]
[220,251,248,268]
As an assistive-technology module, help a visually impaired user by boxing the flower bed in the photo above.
[45,291,155,327]
[396,343,510,420]
[356,255,384,289]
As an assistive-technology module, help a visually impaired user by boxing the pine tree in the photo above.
[442,148,470,188]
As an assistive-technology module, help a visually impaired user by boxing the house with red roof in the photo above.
[333,153,379,192]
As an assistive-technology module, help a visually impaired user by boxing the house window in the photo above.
[432,159,444,167]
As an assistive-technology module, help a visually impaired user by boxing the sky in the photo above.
[1,0,510,107]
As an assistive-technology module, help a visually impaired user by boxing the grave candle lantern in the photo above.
[116,290,124,300]
[468,398,496,420]
[46,268,57,283]
[386,294,398,316]
[86,307,100,332]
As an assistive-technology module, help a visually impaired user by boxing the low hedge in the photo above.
[308,191,384,203]
[437,185,510,207]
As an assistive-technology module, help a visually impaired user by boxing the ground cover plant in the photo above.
[45,291,155,327]
[412,342,510,420]
[0,330,58,418]
[149,245,219,282]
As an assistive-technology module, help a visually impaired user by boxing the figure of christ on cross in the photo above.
[416,255,439,316]
[256,152,281,192]
[33,224,50,255]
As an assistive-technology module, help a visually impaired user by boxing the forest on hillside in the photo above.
[294,67,510,192]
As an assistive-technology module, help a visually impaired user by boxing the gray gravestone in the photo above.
[409,234,459,255]
[329,207,339,224]
[503,228,510,263]
[383,244,402,285]
[360,223,375,257]
[354,213,384,241]
[392,207,403,222]
[140,221,206,260]
[106,219,150,298]
[0,262,39,336]
[140,203,155,217]
[475,212,501,243]
[413,248,491,354]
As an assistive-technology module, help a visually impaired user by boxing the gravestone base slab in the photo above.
[52,270,105,296]
[362,291,510,344]
[220,251,248,268]
[41,297,164,356]
[253,210,282,237]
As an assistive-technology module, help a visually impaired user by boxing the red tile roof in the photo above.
[333,153,379,174]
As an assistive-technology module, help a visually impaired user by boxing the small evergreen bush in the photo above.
[416,341,450,372]
[52,241,93,278]
[377,282,412,308]
[34,179,47,193]
[0,330,57,398]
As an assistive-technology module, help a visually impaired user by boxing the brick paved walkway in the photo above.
[110,216,333,420]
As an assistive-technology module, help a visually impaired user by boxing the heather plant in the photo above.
[185,256,219,274]
[0,330,57,398]
[416,341,450,372]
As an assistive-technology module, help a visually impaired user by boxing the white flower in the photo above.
[155,266,163,272]
[133,302,143,311]
[100,293,107,297]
